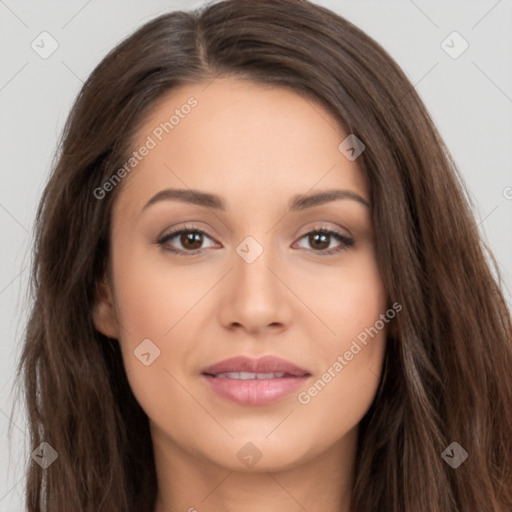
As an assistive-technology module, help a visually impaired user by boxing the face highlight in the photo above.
[93,77,388,487]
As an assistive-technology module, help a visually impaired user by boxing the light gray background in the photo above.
[1,0,511,509]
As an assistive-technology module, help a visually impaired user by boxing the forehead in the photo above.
[113,77,368,219]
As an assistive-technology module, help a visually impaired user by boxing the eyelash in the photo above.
[156,223,354,257]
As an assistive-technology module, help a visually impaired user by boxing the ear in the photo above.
[92,275,119,339]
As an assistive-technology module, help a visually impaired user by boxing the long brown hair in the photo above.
[11,0,512,510]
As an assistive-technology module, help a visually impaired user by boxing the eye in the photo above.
[157,224,217,256]
[293,226,354,255]
[157,224,354,256]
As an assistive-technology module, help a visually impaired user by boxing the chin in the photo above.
[197,433,320,473]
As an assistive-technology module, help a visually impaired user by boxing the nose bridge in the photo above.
[233,231,279,294]
[217,229,290,332]
[230,202,280,273]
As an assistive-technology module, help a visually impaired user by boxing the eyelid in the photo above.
[157,223,217,246]
[296,222,352,239]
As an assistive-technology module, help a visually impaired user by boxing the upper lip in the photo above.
[202,355,311,377]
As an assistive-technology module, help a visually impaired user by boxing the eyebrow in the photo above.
[140,187,370,214]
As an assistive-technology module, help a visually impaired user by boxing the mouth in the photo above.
[201,355,311,405]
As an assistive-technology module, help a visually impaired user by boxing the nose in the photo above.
[217,239,293,336]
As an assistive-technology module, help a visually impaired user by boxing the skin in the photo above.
[93,77,389,512]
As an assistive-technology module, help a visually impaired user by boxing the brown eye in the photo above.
[295,228,354,255]
[157,225,354,257]
[179,231,203,250]
[157,226,217,255]
[308,231,330,250]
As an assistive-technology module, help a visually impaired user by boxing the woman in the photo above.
[13,0,512,510]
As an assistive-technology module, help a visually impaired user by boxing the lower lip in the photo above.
[202,375,309,405]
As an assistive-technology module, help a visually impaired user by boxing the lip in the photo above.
[202,355,310,377]
[201,355,311,405]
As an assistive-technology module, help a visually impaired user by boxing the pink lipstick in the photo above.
[201,355,311,405]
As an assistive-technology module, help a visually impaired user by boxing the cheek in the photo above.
[108,239,226,392]
[302,246,388,342]
[295,318,387,452]
[109,251,199,427]
[111,245,206,338]
[297,250,388,426]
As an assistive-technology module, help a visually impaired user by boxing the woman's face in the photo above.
[93,77,389,473]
